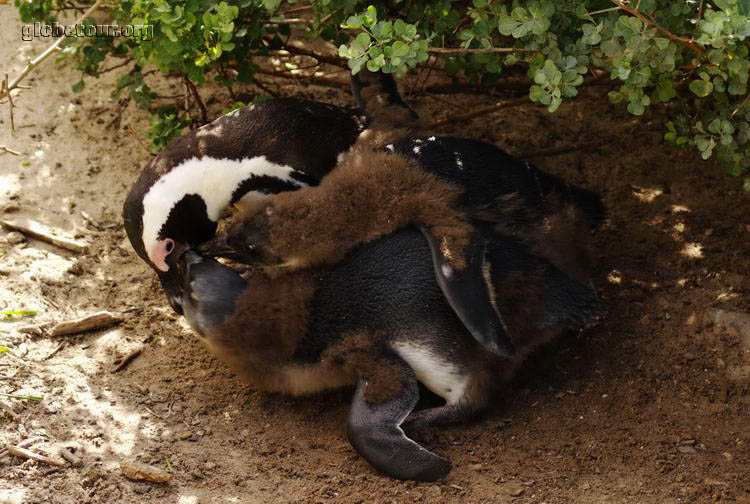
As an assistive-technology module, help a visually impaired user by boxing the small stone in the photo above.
[204,462,216,470]
[2,203,20,213]
[67,262,84,276]
[6,231,25,245]
[722,452,733,461]
[178,431,193,441]
[133,483,150,494]
[509,487,525,497]
[678,446,696,454]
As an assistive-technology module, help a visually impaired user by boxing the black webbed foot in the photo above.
[419,226,515,358]
[347,366,451,482]
[402,403,479,437]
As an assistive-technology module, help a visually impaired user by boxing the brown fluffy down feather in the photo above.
[227,149,473,270]
[222,73,476,272]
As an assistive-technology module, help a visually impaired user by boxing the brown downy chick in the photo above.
[221,70,470,272]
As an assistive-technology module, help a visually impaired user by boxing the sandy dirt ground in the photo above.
[1,8,749,504]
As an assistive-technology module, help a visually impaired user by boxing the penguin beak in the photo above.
[158,269,184,315]
[157,241,191,315]
[197,234,259,264]
[165,240,191,270]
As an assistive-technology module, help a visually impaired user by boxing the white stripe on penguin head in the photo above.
[141,155,304,264]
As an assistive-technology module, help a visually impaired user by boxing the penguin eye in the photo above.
[165,239,175,254]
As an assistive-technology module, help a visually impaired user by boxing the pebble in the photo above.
[6,231,26,245]
[67,262,84,276]
[678,446,696,454]
[2,203,20,213]
[509,487,525,497]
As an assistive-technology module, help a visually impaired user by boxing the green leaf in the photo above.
[1,310,37,318]
[608,91,624,104]
[72,80,85,93]
[689,79,714,97]
[0,393,43,402]
[354,32,371,49]
[392,41,409,57]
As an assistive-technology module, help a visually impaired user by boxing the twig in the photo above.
[0,218,88,253]
[126,123,155,156]
[111,348,142,373]
[0,145,23,155]
[99,57,134,74]
[253,79,280,98]
[7,445,66,467]
[588,6,621,16]
[4,74,15,134]
[0,436,45,458]
[0,400,19,420]
[253,68,350,89]
[427,47,539,54]
[58,447,83,467]
[730,92,750,118]
[49,311,122,337]
[41,342,65,361]
[515,141,606,159]
[427,96,532,129]
[265,18,313,24]
[0,0,104,100]
[184,77,208,125]
[609,0,705,57]
[272,45,347,68]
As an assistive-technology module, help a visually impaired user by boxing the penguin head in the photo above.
[123,152,310,274]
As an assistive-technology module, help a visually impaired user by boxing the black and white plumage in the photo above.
[122,98,366,281]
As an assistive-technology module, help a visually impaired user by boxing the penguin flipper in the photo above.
[347,370,452,482]
[419,226,515,358]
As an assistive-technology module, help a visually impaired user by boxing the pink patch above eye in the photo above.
[151,238,175,272]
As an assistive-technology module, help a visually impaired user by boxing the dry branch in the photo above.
[0,145,23,155]
[0,218,88,253]
[7,445,66,467]
[0,0,104,100]
[49,311,122,337]
[427,96,532,129]
[112,348,142,373]
[516,141,606,159]
[428,47,539,54]
[0,401,19,420]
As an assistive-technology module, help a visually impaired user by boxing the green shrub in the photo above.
[15,0,750,185]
